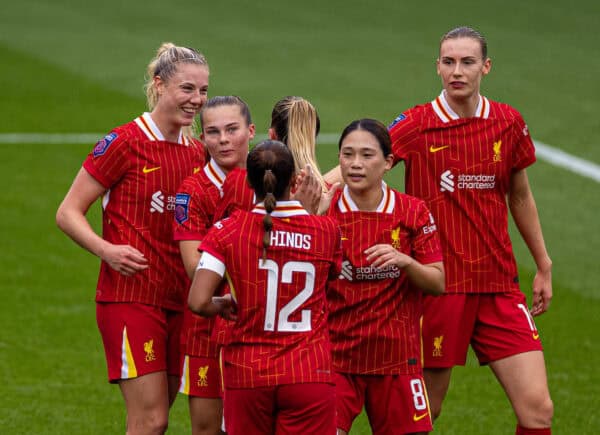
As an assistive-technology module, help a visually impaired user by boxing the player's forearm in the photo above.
[508,177,552,273]
[188,268,223,316]
[56,206,111,260]
[188,296,220,317]
[511,198,552,271]
[180,241,202,280]
[404,261,445,295]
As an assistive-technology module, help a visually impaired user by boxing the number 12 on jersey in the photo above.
[259,259,316,332]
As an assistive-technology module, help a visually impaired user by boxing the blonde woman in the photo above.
[56,43,209,435]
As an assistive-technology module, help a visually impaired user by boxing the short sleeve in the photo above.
[173,175,211,241]
[82,130,132,188]
[511,111,536,171]
[388,108,421,167]
[411,200,443,265]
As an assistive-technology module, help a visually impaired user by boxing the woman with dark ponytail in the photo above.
[188,140,342,435]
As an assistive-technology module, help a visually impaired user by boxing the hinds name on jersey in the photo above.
[270,230,312,250]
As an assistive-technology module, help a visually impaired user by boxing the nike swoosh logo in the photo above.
[193,166,201,174]
[413,412,429,422]
[142,165,161,174]
[429,145,450,153]
[533,333,540,340]
[341,237,349,241]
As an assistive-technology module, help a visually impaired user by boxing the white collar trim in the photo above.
[431,91,490,123]
[337,182,394,213]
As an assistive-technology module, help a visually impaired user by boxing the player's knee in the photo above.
[127,413,169,435]
[519,393,553,428]
[148,416,169,435]
[536,396,554,426]
[192,420,221,435]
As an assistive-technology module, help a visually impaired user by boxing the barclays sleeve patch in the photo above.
[175,193,191,224]
[93,132,118,157]
[388,113,406,129]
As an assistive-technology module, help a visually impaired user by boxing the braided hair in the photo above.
[246,140,295,261]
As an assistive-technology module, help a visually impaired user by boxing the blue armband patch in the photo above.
[175,193,191,224]
[388,113,406,129]
[93,132,118,157]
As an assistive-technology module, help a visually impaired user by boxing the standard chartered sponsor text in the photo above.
[457,174,495,189]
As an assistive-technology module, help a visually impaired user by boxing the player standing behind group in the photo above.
[56,43,209,434]
[327,119,444,435]
[388,27,553,434]
[173,96,255,435]
[188,140,342,435]
[215,96,334,218]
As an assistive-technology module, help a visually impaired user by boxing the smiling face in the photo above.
[437,37,491,103]
[153,63,209,129]
[201,104,255,172]
[339,129,393,199]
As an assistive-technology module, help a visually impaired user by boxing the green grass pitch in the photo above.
[1,0,599,433]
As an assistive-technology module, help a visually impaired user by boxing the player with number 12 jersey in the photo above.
[201,203,341,388]
[189,140,342,434]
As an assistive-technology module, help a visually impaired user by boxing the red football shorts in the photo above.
[224,383,336,435]
[334,372,433,434]
[179,355,222,398]
[96,302,183,383]
[422,292,544,367]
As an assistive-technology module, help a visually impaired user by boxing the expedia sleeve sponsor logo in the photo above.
[423,213,437,234]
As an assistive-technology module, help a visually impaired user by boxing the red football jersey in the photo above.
[173,159,225,242]
[327,183,443,375]
[213,167,255,220]
[199,201,342,388]
[83,113,205,310]
[173,159,227,358]
[389,92,536,294]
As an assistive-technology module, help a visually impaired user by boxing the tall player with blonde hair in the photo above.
[57,42,209,434]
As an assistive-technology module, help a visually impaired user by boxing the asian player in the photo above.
[327,119,444,435]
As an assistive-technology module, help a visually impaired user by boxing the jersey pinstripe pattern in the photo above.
[327,183,443,375]
[389,92,536,294]
[173,159,226,358]
[213,167,255,220]
[200,201,342,388]
[83,113,206,310]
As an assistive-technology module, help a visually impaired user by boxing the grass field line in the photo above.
[1,133,599,183]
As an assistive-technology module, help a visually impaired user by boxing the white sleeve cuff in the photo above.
[196,252,225,277]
